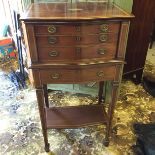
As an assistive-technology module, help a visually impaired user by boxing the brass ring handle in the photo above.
[97,49,106,55]
[51,73,60,79]
[48,36,57,44]
[49,51,59,57]
[97,71,104,77]
[100,24,109,32]
[48,25,56,33]
[99,34,108,42]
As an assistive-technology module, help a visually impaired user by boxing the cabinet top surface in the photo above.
[21,2,133,22]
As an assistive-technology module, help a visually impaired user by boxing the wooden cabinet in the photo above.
[123,0,155,83]
[21,2,133,153]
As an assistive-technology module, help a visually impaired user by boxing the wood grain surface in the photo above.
[21,2,134,22]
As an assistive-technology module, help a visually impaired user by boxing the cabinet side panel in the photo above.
[32,69,42,88]
[117,22,129,59]
[25,24,38,62]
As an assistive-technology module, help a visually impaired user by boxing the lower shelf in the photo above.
[46,104,108,129]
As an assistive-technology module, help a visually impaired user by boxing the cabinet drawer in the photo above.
[39,65,116,84]
[36,33,118,47]
[38,44,117,62]
[34,23,120,35]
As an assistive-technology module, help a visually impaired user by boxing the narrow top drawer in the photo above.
[34,22,120,35]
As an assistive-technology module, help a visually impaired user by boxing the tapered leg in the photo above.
[98,81,104,104]
[104,81,119,146]
[43,84,49,108]
[36,87,50,152]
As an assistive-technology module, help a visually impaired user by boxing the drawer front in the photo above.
[34,23,120,35]
[36,33,118,47]
[80,65,116,82]
[39,65,116,84]
[38,44,117,62]
[40,69,77,84]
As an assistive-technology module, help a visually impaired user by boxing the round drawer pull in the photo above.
[99,34,108,42]
[76,36,81,41]
[100,24,109,32]
[97,49,106,55]
[48,25,56,33]
[75,26,81,32]
[49,51,59,57]
[51,73,60,79]
[48,36,57,44]
[97,71,104,77]
[76,47,81,53]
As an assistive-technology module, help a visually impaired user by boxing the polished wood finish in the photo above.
[34,22,120,35]
[29,60,124,69]
[21,2,133,21]
[46,105,107,129]
[104,81,119,146]
[39,64,116,84]
[22,2,133,152]
[117,22,129,59]
[123,0,155,83]
[36,87,50,152]
[26,24,38,62]
[37,44,117,62]
[36,33,118,46]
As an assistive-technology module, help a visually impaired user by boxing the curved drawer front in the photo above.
[39,65,116,84]
[34,22,120,35]
[38,44,117,62]
[36,33,118,47]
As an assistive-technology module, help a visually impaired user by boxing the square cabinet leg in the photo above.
[98,81,104,104]
[43,84,49,108]
[104,81,119,147]
[36,87,50,152]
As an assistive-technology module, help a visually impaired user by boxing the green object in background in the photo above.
[22,0,32,9]
[2,25,10,37]
[111,0,133,13]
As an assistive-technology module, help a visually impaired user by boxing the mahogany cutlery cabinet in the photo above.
[21,2,133,152]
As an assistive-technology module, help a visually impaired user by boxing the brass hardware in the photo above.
[51,73,60,79]
[48,25,56,33]
[97,71,104,77]
[49,51,59,57]
[76,47,81,53]
[76,36,81,41]
[75,26,81,32]
[48,36,57,44]
[100,24,109,32]
[97,49,106,55]
[99,34,108,42]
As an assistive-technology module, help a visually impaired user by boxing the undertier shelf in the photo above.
[46,104,108,129]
